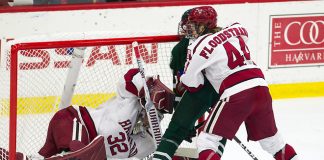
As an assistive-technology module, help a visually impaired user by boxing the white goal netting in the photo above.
[0,32,197,160]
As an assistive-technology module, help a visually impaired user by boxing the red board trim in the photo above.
[0,0,305,13]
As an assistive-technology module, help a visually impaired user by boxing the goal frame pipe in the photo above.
[9,35,180,160]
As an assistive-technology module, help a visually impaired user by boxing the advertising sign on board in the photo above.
[269,14,324,68]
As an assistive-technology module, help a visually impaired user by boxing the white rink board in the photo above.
[0,1,324,159]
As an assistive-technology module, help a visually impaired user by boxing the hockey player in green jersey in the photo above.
[153,7,224,160]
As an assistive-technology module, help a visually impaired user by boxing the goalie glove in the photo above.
[122,68,175,114]
[139,76,175,114]
[150,76,175,114]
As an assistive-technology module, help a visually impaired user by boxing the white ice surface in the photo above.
[1,97,323,160]
[218,97,324,160]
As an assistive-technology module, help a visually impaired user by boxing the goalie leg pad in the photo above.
[39,106,95,158]
[45,136,106,160]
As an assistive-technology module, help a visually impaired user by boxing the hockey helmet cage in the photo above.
[179,6,217,39]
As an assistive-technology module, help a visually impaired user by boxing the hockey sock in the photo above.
[153,122,192,160]
[199,149,221,160]
[274,144,298,160]
[153,139,179,160]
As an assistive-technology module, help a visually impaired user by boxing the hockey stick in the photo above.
[233,136,259,160]
[133,41,162,148]
[59,48,86,109]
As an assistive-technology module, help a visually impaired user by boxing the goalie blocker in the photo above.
[38,68,175,159]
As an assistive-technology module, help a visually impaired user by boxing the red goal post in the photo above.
[0,33,205,160]
[8,34,180,160]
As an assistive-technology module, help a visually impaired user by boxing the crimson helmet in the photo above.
[188,6,217,29]
[179,6,217,39]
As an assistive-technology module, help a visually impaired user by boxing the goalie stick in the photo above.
[132,41,162,148]
[59,47,86,109]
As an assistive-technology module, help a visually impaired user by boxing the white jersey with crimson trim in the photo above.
[86,69,155,159]
[181,22,268,99]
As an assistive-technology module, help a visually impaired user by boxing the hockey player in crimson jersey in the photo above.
[38,68,175,160]
[178,6,298,160]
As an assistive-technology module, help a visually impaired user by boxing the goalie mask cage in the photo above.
[0,33,200,160]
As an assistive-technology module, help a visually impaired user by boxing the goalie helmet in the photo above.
[179,6,217,39]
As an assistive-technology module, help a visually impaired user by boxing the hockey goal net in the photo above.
[0,33,198,160]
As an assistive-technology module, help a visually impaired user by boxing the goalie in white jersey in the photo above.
[179,6,298,160]
[37,68,175,160]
